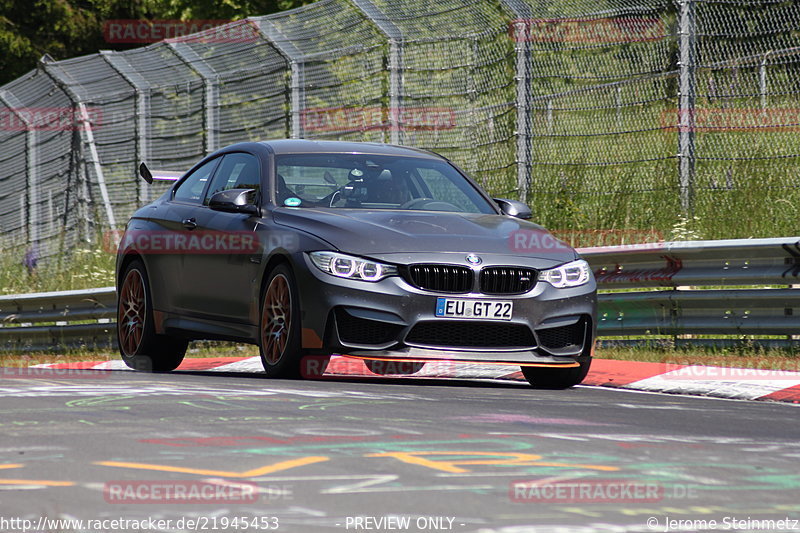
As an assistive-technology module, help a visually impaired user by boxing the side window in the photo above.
[173,158,219,204]
[204,153,261,205]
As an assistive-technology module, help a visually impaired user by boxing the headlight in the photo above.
[540,259,591,288]
[309,251,397,282]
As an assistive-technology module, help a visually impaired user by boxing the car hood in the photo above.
[273,208,578,262]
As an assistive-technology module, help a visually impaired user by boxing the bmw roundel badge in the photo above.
[466,254,482,265]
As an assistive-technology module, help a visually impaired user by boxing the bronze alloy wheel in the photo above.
[118,268,146,356]
[117,259,188,372]
[261,273,292,365]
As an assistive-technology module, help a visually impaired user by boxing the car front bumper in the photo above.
[294,252,597,366]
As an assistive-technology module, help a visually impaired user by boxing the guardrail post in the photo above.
[678,0,696,214]
[349,0,404,145]
[100,51,152,205]
[760,51,773,110]
[499,0,533,203]
[252,18,306,139]
[39,57,117,232]
[0,91,38,247]
[166,42,219,154]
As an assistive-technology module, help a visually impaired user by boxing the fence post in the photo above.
[678,0,697,214]
[349,0,404,145]
[760,51,773,110]
[40,58,117,232]
[0,90,38,246]
[253,18,306,139]
[166,42,219,154]
[101,51,151,205]
[499,0,533,203]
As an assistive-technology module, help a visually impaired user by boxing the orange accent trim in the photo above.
[152,310,165,334]
[339,354,579,368]
[301,328,324,349]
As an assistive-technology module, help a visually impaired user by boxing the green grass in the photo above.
[0,240,115,295]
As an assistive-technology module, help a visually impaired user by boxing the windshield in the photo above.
[274,154,496,214]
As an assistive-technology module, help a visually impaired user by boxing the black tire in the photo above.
[521,357,591,389]
[117,259,187,372]
[259,264,305,378]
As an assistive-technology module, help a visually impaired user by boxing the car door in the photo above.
[147,156,220,316]
[180,152,264,325]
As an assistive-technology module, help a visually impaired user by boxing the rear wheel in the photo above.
[521,357,591,389]
[117,259,187,372]
[259,264,304,378]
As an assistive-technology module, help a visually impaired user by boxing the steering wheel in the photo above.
[400,198,462,212]
[319,180,363,207]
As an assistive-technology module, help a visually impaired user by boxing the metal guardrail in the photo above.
[0,288,116,352]
[1,237,798,352]
[580,237,800,342]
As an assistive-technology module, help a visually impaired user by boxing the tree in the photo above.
[0,0,312,86]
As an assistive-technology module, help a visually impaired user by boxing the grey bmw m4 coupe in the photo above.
[116,140,596,388]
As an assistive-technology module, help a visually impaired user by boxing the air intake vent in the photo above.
[336,309,403,346]
[480,267,538,294]
[406,321,535,349]
[536,320,586,350]
[404,264,473,293]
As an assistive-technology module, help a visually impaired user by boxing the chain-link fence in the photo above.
[1,0,799,263]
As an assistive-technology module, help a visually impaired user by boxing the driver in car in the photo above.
[365,169,412,206]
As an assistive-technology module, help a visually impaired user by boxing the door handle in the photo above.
[182,218,197,230]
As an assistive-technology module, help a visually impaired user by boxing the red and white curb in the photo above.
[25,356,800,404]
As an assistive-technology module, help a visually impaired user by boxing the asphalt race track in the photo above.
[1,368,799,533]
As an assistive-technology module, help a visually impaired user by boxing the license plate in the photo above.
[435,298,513,321]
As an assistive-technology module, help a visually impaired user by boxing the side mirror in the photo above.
[208,188,260,216]
[494,198,532,220]
[138,162,153,184]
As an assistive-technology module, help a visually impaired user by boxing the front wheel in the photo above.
[259,264,304,378]
[521,358,591,389]
[117,259,187,372]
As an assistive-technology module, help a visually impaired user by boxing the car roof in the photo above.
[258,139,444,160]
